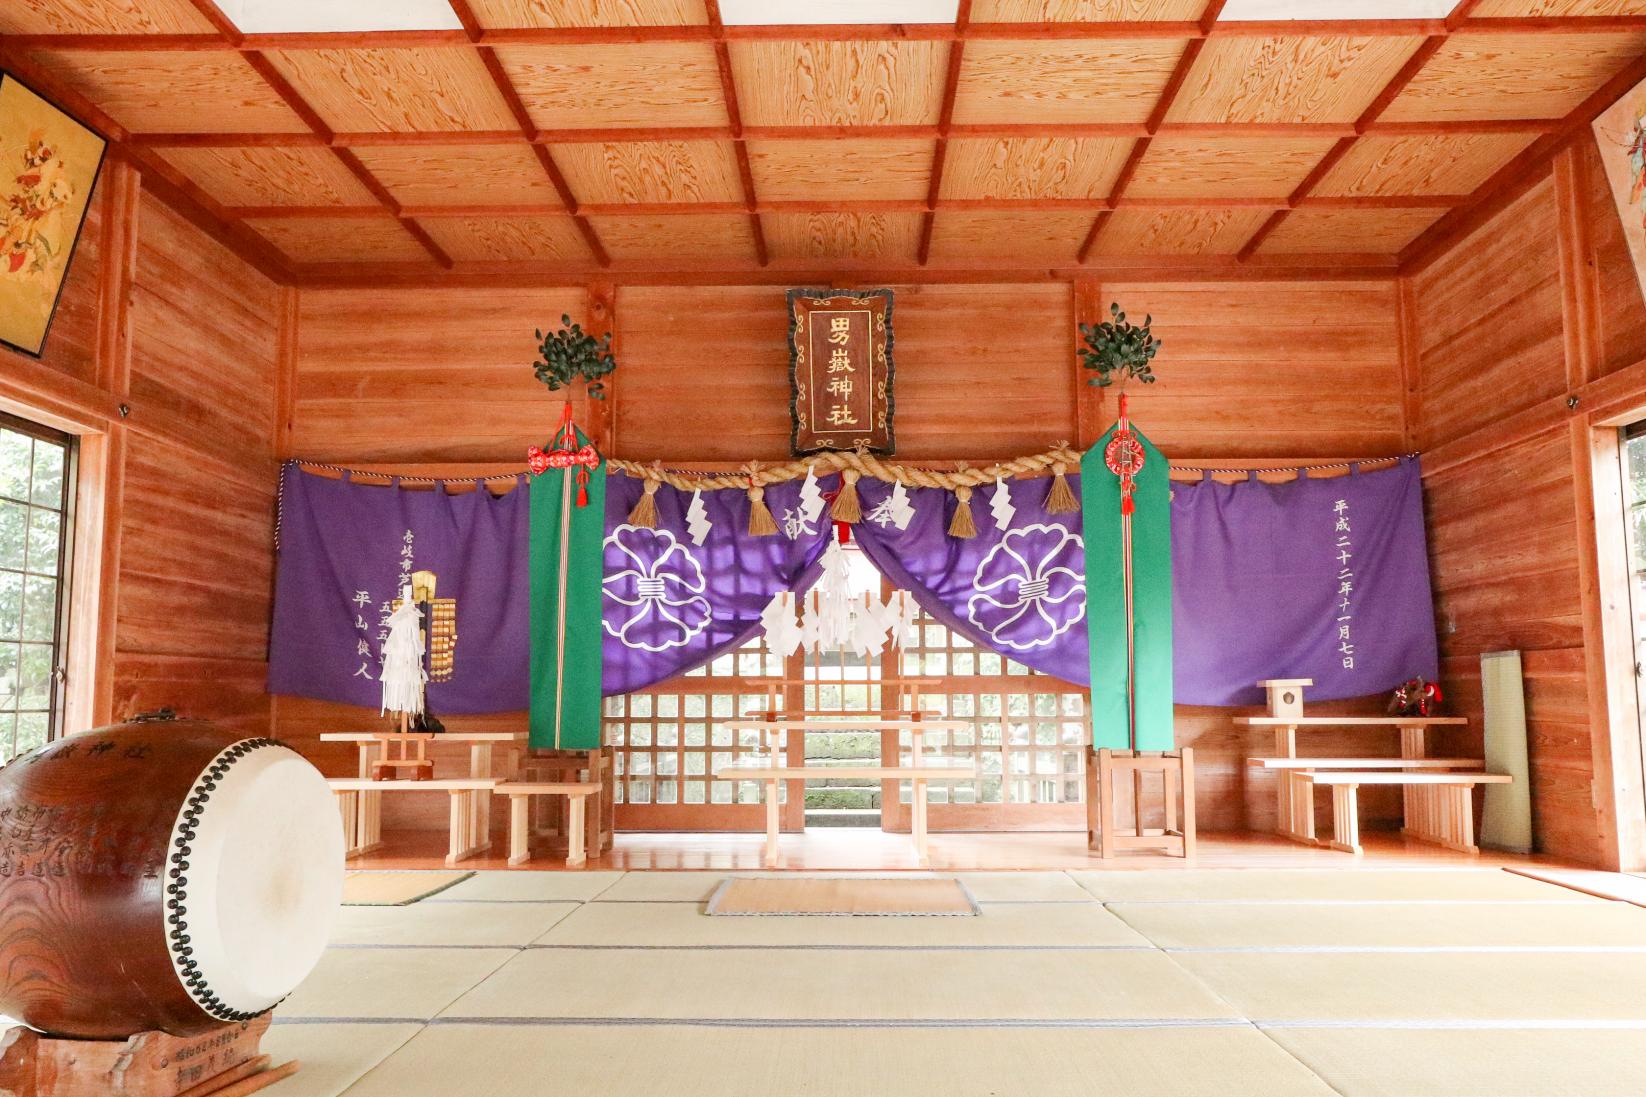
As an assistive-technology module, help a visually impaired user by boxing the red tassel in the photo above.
[575,466,590,508]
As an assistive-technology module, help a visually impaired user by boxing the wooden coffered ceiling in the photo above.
[5,0,1646,283]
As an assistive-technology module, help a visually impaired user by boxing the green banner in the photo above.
[1081,423,1173,751]
[528,440,607,751]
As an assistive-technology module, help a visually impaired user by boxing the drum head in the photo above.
[164,740,343,1020]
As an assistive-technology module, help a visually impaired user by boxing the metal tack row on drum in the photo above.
[0,714,344,1040]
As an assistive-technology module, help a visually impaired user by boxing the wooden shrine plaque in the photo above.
[787,288,894,455]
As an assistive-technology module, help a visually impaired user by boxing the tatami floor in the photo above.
[262,860,1646,1097]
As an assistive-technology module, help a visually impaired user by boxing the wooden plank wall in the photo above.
[0,166,283,739]
[278,277,1407,833]
[1407,136,1646,867]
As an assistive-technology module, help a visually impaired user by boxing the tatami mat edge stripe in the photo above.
[320,942,1646,953]
[274,1015,1646,1029]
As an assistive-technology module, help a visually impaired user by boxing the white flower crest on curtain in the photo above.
[602,525,713,652]
[965,523,1086,651]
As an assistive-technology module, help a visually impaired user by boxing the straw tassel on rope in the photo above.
[746,463,778,536]
[1045,461,1079,514]
[949,485,977,539]
[831,469,862,524]
[626,478,660,528]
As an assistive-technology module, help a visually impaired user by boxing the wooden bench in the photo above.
[1285,771,1513,855]
[328,778,497,866]
[524,747,614,856]
[496,781,602,867]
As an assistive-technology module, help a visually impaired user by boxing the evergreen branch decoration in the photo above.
[1078,303,1162,388]
[532,314,617,399]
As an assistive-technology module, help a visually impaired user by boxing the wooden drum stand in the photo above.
[1085,748,1197,859]
[0,1016,297,1097]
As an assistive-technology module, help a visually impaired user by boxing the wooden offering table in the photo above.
[1236,678,1499,854]
[721,715,969,763]
[321,730,527,841]
[329,778,497,866]
[715,755,972,868]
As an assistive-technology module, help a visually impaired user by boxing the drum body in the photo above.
[0,718,344,1038]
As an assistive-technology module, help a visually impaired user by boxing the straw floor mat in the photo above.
[538,899,1146,948]
[341,871,474,907]
[706,876,978,915]
[439,946,1237,1021]
[1068,868,1595,903]
[331,1024,1337,1097]
[1110,898,1646,949]
[260,867,1646,1096]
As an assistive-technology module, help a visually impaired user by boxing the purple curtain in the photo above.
[270,458,1436,713]
[853,459,1438,706]
[1170,457,1438,706]
[852,476,1089,683]
[268,466,531,714]
[600,474,829,694]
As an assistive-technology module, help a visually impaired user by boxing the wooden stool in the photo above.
[1085,748,1196,859]
[526,747,614,854]
[498,781,601,866]
[369,733,434,781]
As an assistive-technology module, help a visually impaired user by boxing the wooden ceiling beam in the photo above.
[705,0,769,267]
[1236,5,1459,262]
[123,118,1559,150]
[286,252,1399,289]
[919,0,973,265]
[17,15,1646,52]
[446,0,609,267]
[1077,0,1227,264]
[1401,47,1646,273]
[218,194,1467,220]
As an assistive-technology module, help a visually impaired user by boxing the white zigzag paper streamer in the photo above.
[889,480,915,530]
[990,477,1016,531]
[798,465,825,525]
[686,489,712,546]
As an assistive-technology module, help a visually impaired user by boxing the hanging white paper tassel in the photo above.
[990,476,1016,531]
[380,586,426,718]
[686,488,712,546]
[808,539,860,652]
[760,591,802,657]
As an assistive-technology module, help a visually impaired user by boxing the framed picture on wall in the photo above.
[0,71,106,359]
[1594,72,1646,307]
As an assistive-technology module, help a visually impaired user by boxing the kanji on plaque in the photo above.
[787,288,895,455]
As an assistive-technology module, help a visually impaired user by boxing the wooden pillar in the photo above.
[584,280,617,454]
[1073,279,1104,449]
[1395,277,1422,452]
[273,285,299,459]
[85,160,140,729]
[1554,145,1602,392]
[1554,141,1644,871]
